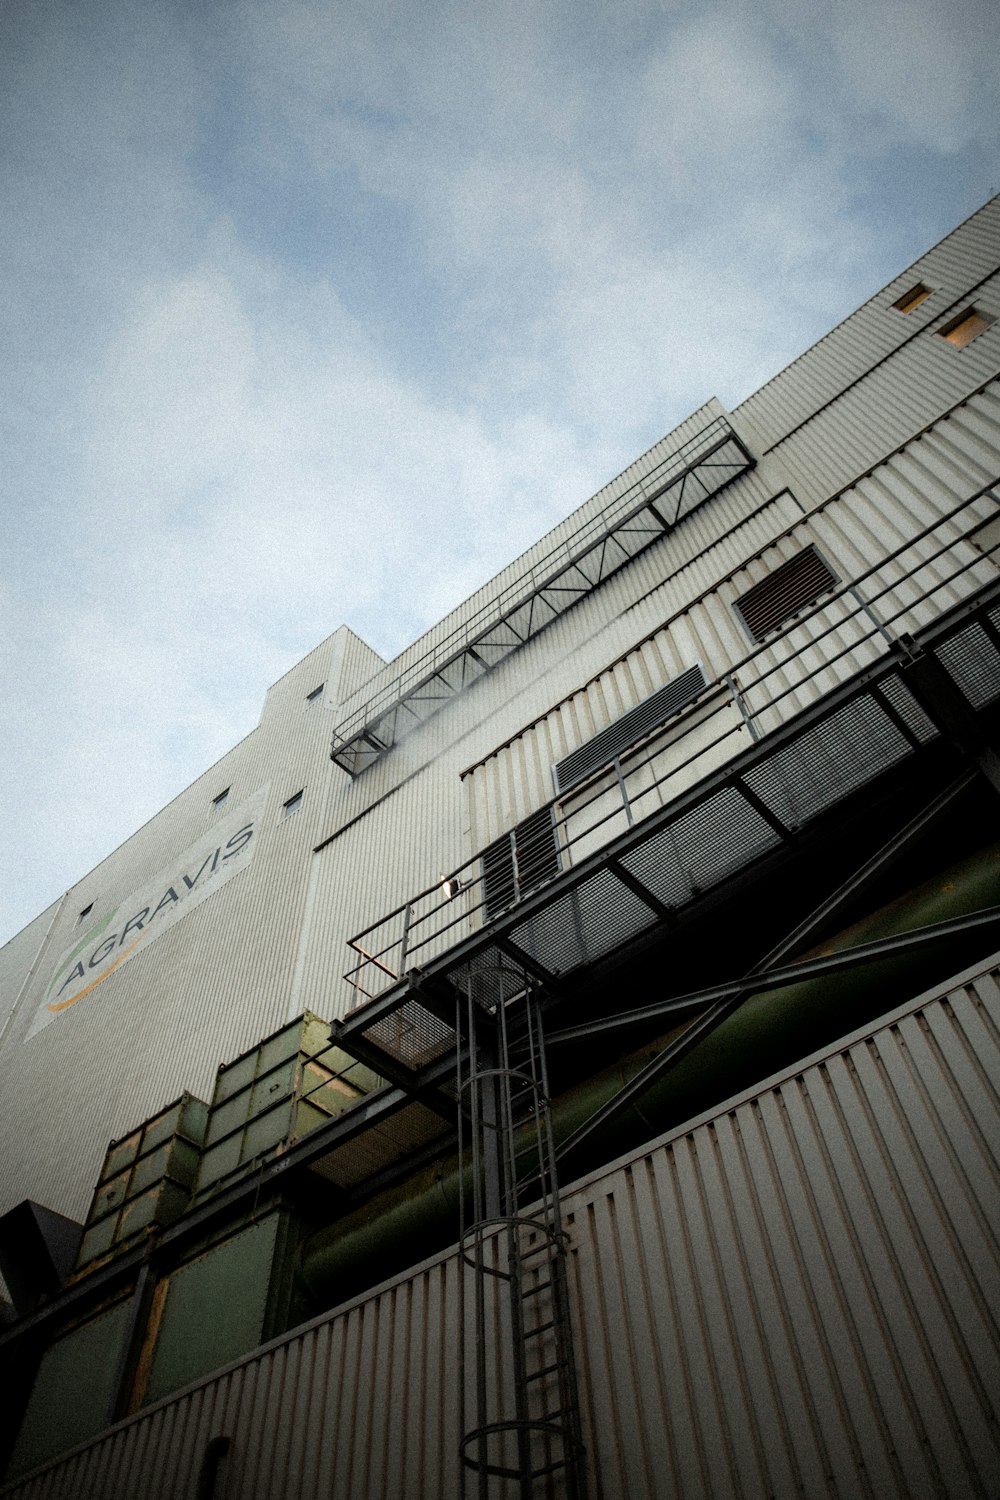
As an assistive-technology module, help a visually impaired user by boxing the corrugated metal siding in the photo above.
[330,400,731,723]
[329,196,999,731]
[3,387,998,1222]
[568,960,1000,1500]
[3,206,999,1234]
[8,954,1000,1499]
[463,386,1000,846]
[0,631,359,1222]
[736,195,1000,452]
[765,333,1000,512]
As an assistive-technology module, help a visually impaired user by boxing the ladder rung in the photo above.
[531,1458,572,1480]
[525,1359,566,1384]
[522,1318,557,1339]
[518,1239,557,1263]
[521,1279,553,1299]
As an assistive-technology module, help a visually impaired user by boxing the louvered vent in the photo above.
[553,664,707,794]
[734,546,838,642]
[482,807,560,918]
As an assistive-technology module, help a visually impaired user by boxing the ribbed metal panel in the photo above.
[3,205,999,1240]
[0,630,362,1223]
[4,377,998,1224]
[766,332,1000,511]
[736,195,1000,452]
[461,387,1000,851]
[553,664,708,792]
[567,958,1000,1500]
[331,401,731,725]
[7,954,999,1499]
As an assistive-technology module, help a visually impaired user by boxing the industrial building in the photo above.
[1,196,999,1498]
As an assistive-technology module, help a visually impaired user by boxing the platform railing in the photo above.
[343,483,1000,1003]
[330,415,752,773]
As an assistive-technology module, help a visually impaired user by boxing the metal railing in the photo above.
[344,482,1000,1003]
[331,415,752,773]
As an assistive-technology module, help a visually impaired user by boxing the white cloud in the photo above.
[1,0,999,946]
[825,0,997,153]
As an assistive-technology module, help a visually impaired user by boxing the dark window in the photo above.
[892,282,931,314]
[77,903,94,926]
[212,787,230,809]
[482,807,559,917]
[306,684,324,706]
[553,664,707,794]
[283,790,304,818]
[938,307,995,349]
[733,546,838,642]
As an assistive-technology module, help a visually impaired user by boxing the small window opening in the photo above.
[306,684,324,706]
[892,282,931,314]
[212,787,230,809]
[283,790,304,819]
[77,903,94,926]
[938,307,995,349]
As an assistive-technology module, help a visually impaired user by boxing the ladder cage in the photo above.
[455,958,589,1499]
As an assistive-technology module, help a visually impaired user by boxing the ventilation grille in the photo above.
[734,546,838,641]
[553,664,707,793]
[482,807,560,918]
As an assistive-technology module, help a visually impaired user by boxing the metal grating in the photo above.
[364,1000,455,1070]
[339,559,1000,1068]
[482,807,561,918]
[742,694,912,828]
[508,866,659,975]
[877,674,940,744]
[306,1101,449,1189]
[554,664,708,793]
[734,545,838,641]
[663,784,785,892]
[933,621,1000,709]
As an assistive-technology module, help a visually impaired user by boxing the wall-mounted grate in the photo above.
[553,664,707,793]
[483,807,560,918]
[734,545,838,641]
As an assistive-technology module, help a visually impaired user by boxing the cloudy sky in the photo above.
[1,0,998,947]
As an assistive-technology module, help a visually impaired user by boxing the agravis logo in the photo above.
[28,789,267,1041]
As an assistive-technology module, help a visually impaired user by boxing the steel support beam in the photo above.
[552,905,1000,1159]
[548,903,1000,1048]
[900,640,1000,795]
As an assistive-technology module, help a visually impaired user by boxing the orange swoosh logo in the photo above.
[47,934,146,1012]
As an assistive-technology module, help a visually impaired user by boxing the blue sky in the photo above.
[1,0,999,947]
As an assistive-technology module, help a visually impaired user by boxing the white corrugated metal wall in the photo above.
[7,952,999,1500]
[462,384,1000,849]
[0,197,996,1245]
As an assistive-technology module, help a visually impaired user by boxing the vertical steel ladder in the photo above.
[456,959,588,1499]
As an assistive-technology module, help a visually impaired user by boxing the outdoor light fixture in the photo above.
[440,874,466,900]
